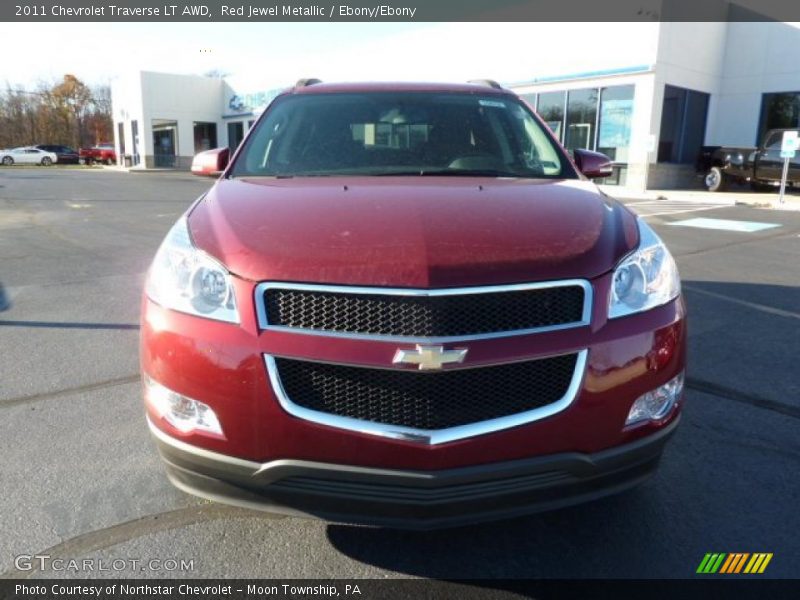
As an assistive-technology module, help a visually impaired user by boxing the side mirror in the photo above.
[191,147,230,177]
[573,148,614,179]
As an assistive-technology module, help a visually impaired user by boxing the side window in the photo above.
[511,103,562,174]
[765,132,783,149]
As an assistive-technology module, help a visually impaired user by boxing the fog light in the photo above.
[144,376,223,436]
[626,372,684,426]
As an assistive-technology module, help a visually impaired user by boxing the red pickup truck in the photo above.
[79,143,116,165]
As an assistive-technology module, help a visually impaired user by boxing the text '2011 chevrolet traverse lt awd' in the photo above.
[141,80,686,529]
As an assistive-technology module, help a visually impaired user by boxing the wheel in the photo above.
[2,156,13,166]
[84,158,93,166]
[41,157,52,166]
[704,166,727,192]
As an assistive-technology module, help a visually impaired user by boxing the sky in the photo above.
[0,22,430,88]
[0,22,662,91]
[3,21,798,93]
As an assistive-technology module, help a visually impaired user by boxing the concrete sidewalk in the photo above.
[600,184,800,211]
[101,165,183,174]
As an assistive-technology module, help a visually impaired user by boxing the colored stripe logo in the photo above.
[696,553,773,574]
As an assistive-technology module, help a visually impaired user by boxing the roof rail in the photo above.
[295,78,322,88]
[467,79,503,90]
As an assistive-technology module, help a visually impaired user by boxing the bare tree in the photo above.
[51,74,93,148]
[0,75,112,149]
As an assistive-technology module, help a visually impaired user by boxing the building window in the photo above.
[228,122,244,152]
[597,85,635,163]
[193,122,218,153]
[152,119,178,168]
[565,88,598,151]
[537,91,566,140]
[758,92,800,144]
[519,93,537,109]
[131,120,140,165]
[117,122,126,161]
[522,84,635,185]
[658,85,709,164]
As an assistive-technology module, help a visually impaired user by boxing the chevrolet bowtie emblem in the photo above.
[392,344,468,371]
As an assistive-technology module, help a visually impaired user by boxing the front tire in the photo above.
[41,157,52,166]
[2,156,13,166]
[704,166,727,192]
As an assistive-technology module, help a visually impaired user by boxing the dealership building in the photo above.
[111,19,800,190]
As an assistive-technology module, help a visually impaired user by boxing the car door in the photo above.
[754,132,784,182]
[787,131,800,183]
[25,148,43,164]
[12,148,33,164]
[760,130,800,184]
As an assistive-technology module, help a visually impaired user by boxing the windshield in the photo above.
[230,92,572,179]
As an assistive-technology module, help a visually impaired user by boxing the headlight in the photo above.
[146,216,239,323]
[608,218,680,319]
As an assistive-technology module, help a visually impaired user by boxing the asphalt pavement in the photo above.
[0,168,798,580]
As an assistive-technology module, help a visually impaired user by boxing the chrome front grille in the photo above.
[265,351,588,445]
[258,280,591,444]
[273,353,579,430]
[256,280,592,342]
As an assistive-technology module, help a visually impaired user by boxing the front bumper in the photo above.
[149,415,679,530]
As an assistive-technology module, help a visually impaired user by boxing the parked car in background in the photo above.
[0,147,58,166]
[35,144,80,165]
[145,80,687,529]
[79,143,116,165]
[697,128,800,191]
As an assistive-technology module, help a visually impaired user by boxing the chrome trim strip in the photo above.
[254,280,593,342]
[147,416,262,471]
[264,349,588,445]
[148,416,439,479]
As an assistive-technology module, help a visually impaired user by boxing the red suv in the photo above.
[142,81,686,529]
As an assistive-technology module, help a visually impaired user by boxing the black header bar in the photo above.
[2,0,799,22]
[3,579,800,600]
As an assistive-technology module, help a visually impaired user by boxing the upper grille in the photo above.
[262,283,587,339]
[273,353,579,431]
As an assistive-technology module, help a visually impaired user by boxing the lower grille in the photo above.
[272,354,579,431]
[272,470,576,504]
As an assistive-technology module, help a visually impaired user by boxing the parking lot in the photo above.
[1,168,798,580]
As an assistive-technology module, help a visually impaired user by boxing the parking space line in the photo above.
[0,374,140,409]
[3,505,281,580]
[683,285,800,320]
[686,377,800,420]
[669,217,781,232]
[640,205,730,218]
[623,199,735,218]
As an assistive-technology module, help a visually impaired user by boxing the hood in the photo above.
[188,177,638,288]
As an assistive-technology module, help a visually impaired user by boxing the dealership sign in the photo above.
[780,130,798,159]
[225,89,283,115]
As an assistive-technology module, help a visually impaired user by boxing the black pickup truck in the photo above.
[696,128,800,191]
